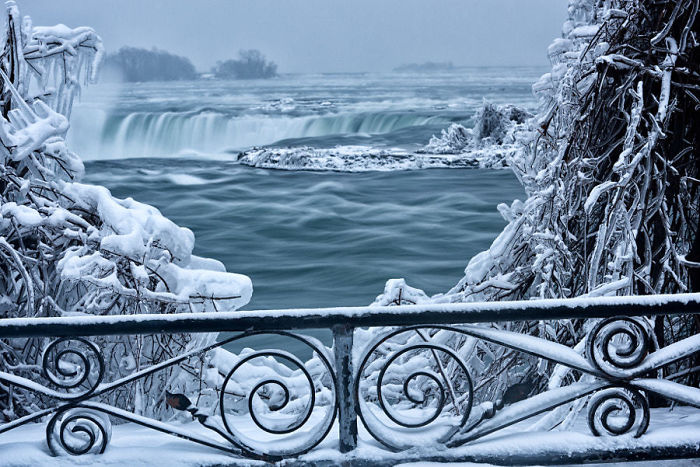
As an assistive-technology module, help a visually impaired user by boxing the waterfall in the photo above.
[68,108,443,159]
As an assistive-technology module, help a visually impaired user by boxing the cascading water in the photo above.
[69,69,541,160]
[69,107,446,158]
[67,70,543,160]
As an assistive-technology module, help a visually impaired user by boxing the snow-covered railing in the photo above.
[1,293,700,464]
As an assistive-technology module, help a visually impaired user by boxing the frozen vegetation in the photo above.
[1,0,699,462]
[213,49,277,80]
[0,2,251,421]
[373,0,700,416]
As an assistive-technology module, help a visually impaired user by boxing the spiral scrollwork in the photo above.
[218,333,336,459]
[41,338,104,398]
[356,328,473,451]
[586,317,652,379]
[46,407,112,456]
[587,387,649,437]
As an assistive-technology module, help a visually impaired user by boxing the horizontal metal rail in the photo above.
[2,293,700,338]
[2,293,700,463]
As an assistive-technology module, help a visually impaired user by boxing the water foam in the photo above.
[165,174,210,185]
[69,108,444,159]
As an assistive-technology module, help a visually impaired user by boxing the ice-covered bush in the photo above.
[376,0,700,415]
[0,3,251,422]
[102,46,198,82]
[213,49,277,80]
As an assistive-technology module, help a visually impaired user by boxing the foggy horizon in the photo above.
[20,0,568,73]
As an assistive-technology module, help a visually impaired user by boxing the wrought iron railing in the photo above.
[1,294,700,464]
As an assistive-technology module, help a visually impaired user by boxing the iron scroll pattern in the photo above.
[354,317,699,450]
[0,332,338,460]
[0,317,698,459]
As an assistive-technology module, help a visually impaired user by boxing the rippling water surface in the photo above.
[84,160,522,310]
[74,69,537,351]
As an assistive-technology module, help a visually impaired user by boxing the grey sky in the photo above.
[19,0,568,73]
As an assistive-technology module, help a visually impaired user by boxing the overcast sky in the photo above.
[19,0,567,73]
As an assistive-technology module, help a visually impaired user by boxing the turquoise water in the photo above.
[83,160,522,354]
[74,70,535,352]
[84,160,522,310]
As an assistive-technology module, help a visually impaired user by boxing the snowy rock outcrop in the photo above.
[237,144,516,171]
[238,101,531,172]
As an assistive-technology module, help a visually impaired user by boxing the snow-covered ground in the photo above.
[2,407,699,466]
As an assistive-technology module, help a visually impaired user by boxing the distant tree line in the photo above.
[100,47,278,82]
[102,47,197,82]
[213,49,277,80]
[393,61,455,73]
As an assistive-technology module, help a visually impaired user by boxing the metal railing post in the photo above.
[333,323,357,452]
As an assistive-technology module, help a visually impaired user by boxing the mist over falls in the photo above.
[68,69,544,159]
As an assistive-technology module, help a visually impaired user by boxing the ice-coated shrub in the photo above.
[0,2,252,422]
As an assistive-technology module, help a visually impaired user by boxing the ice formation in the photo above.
[237,143,518,171]
[237,102,531,172]
[0,3,251,421]
[373,0,700,416]
[422,102,531,155]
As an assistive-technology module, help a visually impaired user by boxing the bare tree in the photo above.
[377,0,699,411]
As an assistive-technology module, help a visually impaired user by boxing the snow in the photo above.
[51,180,253,311]
[632,379,700,408]
[0,421,258,467]
[419,103,531,162]
[237,144,514,172]
[450,382,607,445]
[548,38,574,56]
[570,25,600,38]
[456,325,597,375]
[0,202,43,226]
[368,0,699,429]
[2,292,700,335]
[1,407,698,466]
[584,181,617,214]
[421,123,473,154]
[236,102,531,172]
[3,1,700,465]
[0,372,73,400]
[0,98,70,163]
[634,333,700,376]
[0,1,252,423]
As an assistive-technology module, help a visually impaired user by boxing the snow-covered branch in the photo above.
[0,2,251,422]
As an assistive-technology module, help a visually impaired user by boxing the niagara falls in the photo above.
[1,1,699,465]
